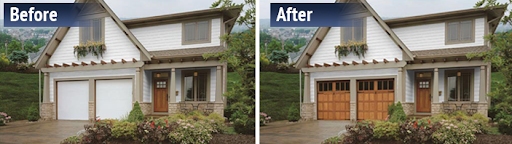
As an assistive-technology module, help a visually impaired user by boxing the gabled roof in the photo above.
[294,0,415,69]
[34,0,152,69]
[149,46,227,59]
[412,46,490,59]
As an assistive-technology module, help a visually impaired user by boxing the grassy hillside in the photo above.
[260,72,303,120]
[0,72,41,120]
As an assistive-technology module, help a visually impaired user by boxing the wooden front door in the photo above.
[153,79,168,112]
[317,81,350,120]
[416,79,431,113]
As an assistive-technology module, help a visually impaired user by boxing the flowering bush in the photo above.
[260,112,271,125]
[81,122,113,144]
[373,121,399,140]
[398,119,441,143]
[0,112,12,125]
[111,121,138,140]
[342,121,374,144]
[432,120,476,144]
[169,119,214,144]
[136,119,177,143]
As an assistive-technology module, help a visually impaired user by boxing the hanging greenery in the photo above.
[73,41,106,60]
[334,41,368,59]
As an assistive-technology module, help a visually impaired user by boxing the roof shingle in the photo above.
[149,46,226,58]
[411,46,490,58]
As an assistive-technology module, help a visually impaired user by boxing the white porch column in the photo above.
[396,68,403,102]
[432,68,439,103]
[479,66,487,103]
[169,68,176,103]
[135,68,142,102]
[43,72,50,102]
[215,66,223,103]
[303,72,310,103]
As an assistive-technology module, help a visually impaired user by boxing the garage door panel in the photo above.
[357,79,395,120]
[96,79,133,120]
[58,81,89,120]
[317,81,350,120]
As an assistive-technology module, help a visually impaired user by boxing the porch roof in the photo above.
[149,46,226,59]
[411,46,490,59]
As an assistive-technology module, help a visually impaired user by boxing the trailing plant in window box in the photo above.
[73,41,106,60]
[334,41,368,59]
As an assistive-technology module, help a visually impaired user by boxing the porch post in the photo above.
[135,68,141,102]
[222,63,227,103]
[350,78,357,121]
[433,68,439,103]
[479,66,487,103]
[170,68,176,103]
[303,72,310,103]
[396,68,403,102]
[43,72,50,102]
[215,66,223,103]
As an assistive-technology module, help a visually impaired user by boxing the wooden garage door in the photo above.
[317,81,350,120]
[357,79,394,120]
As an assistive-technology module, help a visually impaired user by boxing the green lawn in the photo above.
[260,72,303,120]
[0,72,42,120]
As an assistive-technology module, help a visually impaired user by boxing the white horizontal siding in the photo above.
[130,18,221,51]
[143,71,152,102]
[309,16,403,65]
[405,71,415,102]
[438,70,445,102]
[393,17,485,51]
[474,67,480,102]
[49,17,141,65]
[49,68,136,102]
[210,67,217,102]
[309,68,398,102]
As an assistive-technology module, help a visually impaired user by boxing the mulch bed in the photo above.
[209,134,255,144]
[366,135,512,144]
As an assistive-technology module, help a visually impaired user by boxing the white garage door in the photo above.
[96,79,133,119]
[57,81,89,120]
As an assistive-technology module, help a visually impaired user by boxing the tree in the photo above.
[206,0,255,135]
[269,50,288,63]
[8,50,28,64]
[472,1,512,125]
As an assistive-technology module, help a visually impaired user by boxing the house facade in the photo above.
[295,0,506,121]
[35,0,241,120]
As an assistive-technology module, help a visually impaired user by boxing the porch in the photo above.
[402,61,491,117]
[135,61,228,117]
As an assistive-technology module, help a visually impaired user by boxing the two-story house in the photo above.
[35,0,241,120]
[295,0,506,121]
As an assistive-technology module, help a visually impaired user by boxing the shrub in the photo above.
[432,120,476,144]
[168,119,214,144]
[127,101,144,122]
[496,112,512,135]
[61,135,82,144]
[187,110,206,121]
[342,121,374,144]
[8,50,28,64]
[207,113,226,133]
[322,136,343,144]
[111,121,137,140]
[136,119,177,143]
[27,104,39,121]
[287,103,300,122]
[16,63,31,70]
[387,103,397,117]
[373,121,399,140]
[398,119,441,143]
[81,122,112,144]
[0,53,10,66]
[269,50,288,63]
[389,102,406,123]
[0,116,4,126]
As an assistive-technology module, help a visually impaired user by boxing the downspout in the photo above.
[299,69,302,115]
[38,69,41,117]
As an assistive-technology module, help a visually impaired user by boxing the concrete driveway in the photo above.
[0,120,90,144]
[260,120,353,144]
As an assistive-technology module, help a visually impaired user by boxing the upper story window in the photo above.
[182,20,211,45]
[341,18,366,43]
[79,18,105,44]
[446,20,474,44]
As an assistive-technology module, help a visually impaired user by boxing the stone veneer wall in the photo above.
[301,103,315,120]
[401,103,414,116]
[168,103,179,115]
[40,102,54,120]
[431,103,442,115]
[171,102,224,117]
[138,102,152,116]
[477,103,488,117]
[350,102,356,121]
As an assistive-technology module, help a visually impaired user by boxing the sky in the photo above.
[259,0,510,19]
[0,0,244,19]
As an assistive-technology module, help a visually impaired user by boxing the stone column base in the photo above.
[401,103,414,116]
[89,101,95,121]
[350,102,356,121]
[301,103,315,120]
[138,102,152,116]
[477,103,488,117]
[168,103,179,115]
[431,103,442,115]
[213,103,224,117]
[40,102,55,120]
